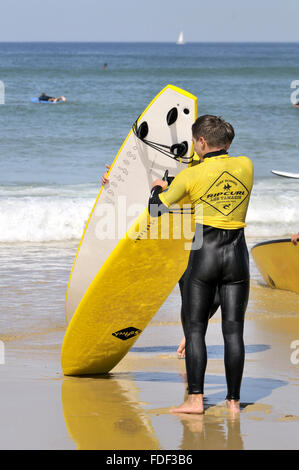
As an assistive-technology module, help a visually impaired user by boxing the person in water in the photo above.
[38,93,66,103]
[291,233,299,245]
[148,115,254,414]
[101,121,235,358]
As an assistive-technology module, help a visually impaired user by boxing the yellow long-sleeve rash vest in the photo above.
[159,153,253,230]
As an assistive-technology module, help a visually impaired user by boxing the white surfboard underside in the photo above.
[65,85,197,323]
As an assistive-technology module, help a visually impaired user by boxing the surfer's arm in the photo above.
[158,170,188,208]
[148,171,188,217]
[148,181,169,217]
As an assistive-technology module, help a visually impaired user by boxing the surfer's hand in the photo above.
[177,337,186,358]
[152,179,168,190]
[102,164,111,185]
[291,234,299,245]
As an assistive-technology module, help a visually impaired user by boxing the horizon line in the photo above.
[0,40,299,44]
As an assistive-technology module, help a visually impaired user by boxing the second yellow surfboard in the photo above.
[251,239,299,294]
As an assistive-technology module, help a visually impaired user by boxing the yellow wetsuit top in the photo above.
[159,151,254,230]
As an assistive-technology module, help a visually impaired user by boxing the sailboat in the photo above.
[177,31,185,45]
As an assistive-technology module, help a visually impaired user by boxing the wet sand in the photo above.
[0,279,299,449]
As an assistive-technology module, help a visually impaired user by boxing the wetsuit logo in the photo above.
[112,327,142,341]
[200,171,249,216]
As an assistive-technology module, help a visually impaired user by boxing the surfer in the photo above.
[148,115,253,414]
[291,233,299,245]
[177,121,235,359]
[101,122,235,360]
[38,93,66,103]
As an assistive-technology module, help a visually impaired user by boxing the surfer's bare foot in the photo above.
[170,394,204,414]
[226,399,240,413]
[177,337,186,358]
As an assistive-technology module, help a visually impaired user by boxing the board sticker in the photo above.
[112,327,142,341]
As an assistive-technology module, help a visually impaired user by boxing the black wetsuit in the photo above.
[148,150,253,400]
[39,95,53,102]
[181,224,249,399]
[179,270,220,321]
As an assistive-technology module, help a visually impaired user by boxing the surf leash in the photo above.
[132,117,194,164]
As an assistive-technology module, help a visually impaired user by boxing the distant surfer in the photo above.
[148,115,254,414]
[102,63,108,70]
[38,93,66,103]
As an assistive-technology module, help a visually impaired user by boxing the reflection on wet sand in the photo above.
[61,366,285,450]
[148,390,276,450]
[60,281,296,451]
[62,375,160,450]
[61,359,288,450]
[149,389,244,450]
[178,411,243,450]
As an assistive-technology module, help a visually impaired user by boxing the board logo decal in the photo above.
[200,171,249,216]
[112,327,142,341]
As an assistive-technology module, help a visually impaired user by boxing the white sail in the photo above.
[177,32,184,45]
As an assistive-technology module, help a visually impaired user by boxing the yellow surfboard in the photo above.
[251,239,299,294]
[65,85,197,324]
[62,201,195,375]
[62,85,197,376]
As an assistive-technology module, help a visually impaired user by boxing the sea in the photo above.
[1,41,299,336]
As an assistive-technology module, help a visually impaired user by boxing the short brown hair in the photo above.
[192,115,234,147]
[224,121,235,144]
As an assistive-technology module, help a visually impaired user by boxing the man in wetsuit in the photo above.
[101,121,235,358]
[148,115,253,414]
[38,92,66,103]
[177,121,235,358]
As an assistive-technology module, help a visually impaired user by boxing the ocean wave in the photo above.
[246,179,299,236]
[0,179,298,242]
[0,185,96,242]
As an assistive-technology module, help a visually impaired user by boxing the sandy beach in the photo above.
[1,242,299,449]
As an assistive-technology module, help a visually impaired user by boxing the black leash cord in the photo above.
[132,118,194,164]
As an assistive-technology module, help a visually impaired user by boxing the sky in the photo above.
[0,0,299,42]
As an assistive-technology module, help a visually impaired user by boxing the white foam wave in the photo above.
[0,185,96,242]
[246,179,299,237]
[0,179,298,242]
